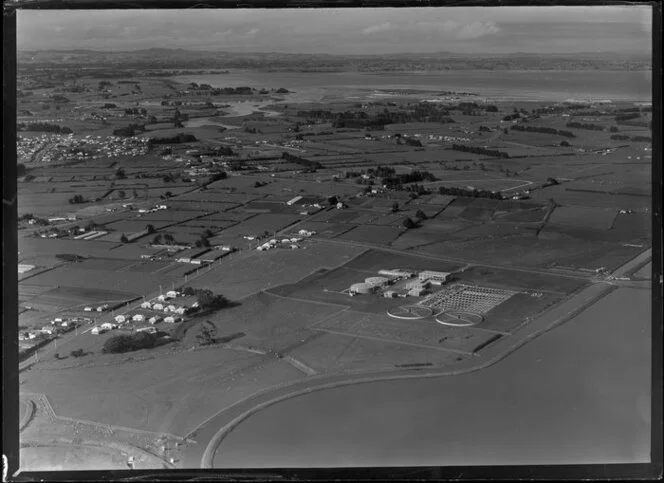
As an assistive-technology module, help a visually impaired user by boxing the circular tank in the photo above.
[364,276,390,287]
[350,282,375,294]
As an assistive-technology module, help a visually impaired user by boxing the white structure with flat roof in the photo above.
[419,270,451,285]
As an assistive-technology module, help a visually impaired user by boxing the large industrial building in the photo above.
[419,270,451,285]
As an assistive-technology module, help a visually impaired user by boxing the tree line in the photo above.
[281,152,323,170]
[438,185,503,199]
[610,134,652,142]
[451,144,509,159]
[565,121,604,131]
[512,125,575,137]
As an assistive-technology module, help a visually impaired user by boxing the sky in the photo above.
[17,6,652,55]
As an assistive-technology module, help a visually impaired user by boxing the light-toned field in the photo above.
[312,310,498,353]
[186,242,365,300]
[21,347,305,436]
[290,331,462,373]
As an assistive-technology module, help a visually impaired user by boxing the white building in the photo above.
[132,314,145,322]
[153,303,164,311]
[148,316,162,324]
[114,315,126,324]
[140,302,152,309]
[84,306,93,312]
[286,195,303,206]
[136,326,157,334]
[166,290,179,298]
[418,270,451,285]
[164,316,176,324]
[101,322,117,331]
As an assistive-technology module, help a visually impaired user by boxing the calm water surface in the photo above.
[214,287,651,467]
[175,70,651,103]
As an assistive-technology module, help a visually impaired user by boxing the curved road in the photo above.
[182,248,651,468]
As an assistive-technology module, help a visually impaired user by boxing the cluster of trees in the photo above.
[17,122,72,134]
[565,121,604,131]
[502,113,521,122]
[282,152,323,170]
[438,185,503,199]
[180,286,231,311]
[152,233,176,245]
[17,163,27,177]
[403,138,422,147]
[451,144,509,159]
[186,85,254,95]
[211,145,235,156]
[124,107,147,115]
[102,332,159,354]
[297,104,456,129]
[210,171,228,182]
[381,170,437,189]
[610,134,652,142]
[113,123,146,137]
[195,229,215,248]
[101,103,117,109]
[512,125,576,137]
[149,133,198,145]
[68,194,87,204]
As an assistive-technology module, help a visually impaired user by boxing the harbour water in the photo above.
[213,287,651,467]
[175,70,651,103]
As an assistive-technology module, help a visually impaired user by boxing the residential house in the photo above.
[132,314,145,322]
[114,315,126,324]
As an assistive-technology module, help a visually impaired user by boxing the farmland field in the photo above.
[290,331,461,373]
[334,225,405,245]
[548,206,618,230]
[313,310,498,353]
[186,242,365,300]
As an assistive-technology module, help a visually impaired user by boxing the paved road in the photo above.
[181,246,651,468]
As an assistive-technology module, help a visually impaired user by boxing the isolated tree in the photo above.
[415,209,427,220]
[402,217,417,229]
[120,233,129,243]
[391,202,399,213]
[163,233,175,244]
[152,234,162,245]
[115,167,126,179]
[146,224,156,234]
[17,163,27,177]
[117,190,126,199]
